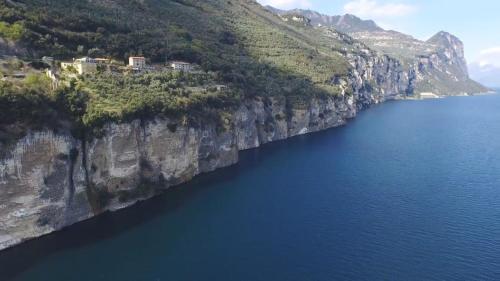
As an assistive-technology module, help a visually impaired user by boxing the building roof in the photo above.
[129,56,146,59]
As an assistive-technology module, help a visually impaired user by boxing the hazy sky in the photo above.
[257,0,500,67]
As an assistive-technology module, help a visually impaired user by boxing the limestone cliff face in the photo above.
[0,93,361,251]
[0,131,91,250]
[344,48,410,107]
[0,49,408,251]
[427,31,468,77]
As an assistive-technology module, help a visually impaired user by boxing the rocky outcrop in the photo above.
[427,31,468,76]
[345,49,410,106]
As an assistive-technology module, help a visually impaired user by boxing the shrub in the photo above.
[0,21,25,41]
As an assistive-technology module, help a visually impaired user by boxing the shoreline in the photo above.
[0,88,496,252]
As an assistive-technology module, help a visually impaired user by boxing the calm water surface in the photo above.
[2,94,500,281]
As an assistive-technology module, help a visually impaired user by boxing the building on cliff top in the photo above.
[61,57,109,75]
[170,61,193,72]
[129,56,146,70]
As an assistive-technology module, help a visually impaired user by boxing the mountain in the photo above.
[266,7,383,33]
[469,63,500,88]
[354,29,486,94]
[266,6,487,95]
[346,29,487,94]
[0,0,489,251]
[0,0,418,251]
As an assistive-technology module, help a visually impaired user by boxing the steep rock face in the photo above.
[350,30,486,95]
[0,92,362,251]
[427,31,468,75]
[346,51,409,106]
[0,38,424,251]
[0,131,91,250]
[320,29,411,103]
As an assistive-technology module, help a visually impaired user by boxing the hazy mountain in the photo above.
[265,5,487,95]
[265,6,383,33]
[469,63,500,88]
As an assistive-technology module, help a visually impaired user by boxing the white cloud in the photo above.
[258,0,312,9]
[480,47,500,56]
[474,47,500,67]
[343,0,417,18]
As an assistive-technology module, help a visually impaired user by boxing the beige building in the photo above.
[75,58,97,75]
[171,61,193,72]
[61,57,99,75]
[129,57,146,69]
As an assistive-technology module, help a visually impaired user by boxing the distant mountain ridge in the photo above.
[265,6,382,33]
[265,5,487,95]
[469,63,500,88]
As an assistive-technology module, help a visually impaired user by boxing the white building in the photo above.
[129,57,146,69]
[60,57,109,75]
[420,92,440,99]
[171,61,193,72]
[61,57,97,75]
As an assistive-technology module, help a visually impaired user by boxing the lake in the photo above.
[1,93,500,281]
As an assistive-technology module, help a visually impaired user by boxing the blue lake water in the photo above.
[2,93,500,281]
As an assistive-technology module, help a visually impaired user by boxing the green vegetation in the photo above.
[0,0,360,137]
[0,21,24,40]
[0,0,487,135]
[0,73,54,126]
[74,71,241,129]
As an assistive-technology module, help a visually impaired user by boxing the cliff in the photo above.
[0,0,487,251]
[0,96,346,250]
[0,48,406,250]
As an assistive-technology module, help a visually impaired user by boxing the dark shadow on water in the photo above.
[0,126,350,281]
[0,158,246,280]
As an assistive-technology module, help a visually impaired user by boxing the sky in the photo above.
[257,0,500,67]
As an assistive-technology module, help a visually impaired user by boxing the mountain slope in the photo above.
[0,0,429,132]
[267,6,488,95]
[0,0,354,129]
[266,7,383,33]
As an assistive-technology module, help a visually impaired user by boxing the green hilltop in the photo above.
[0,0,487,141]
[0,0,360,134]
